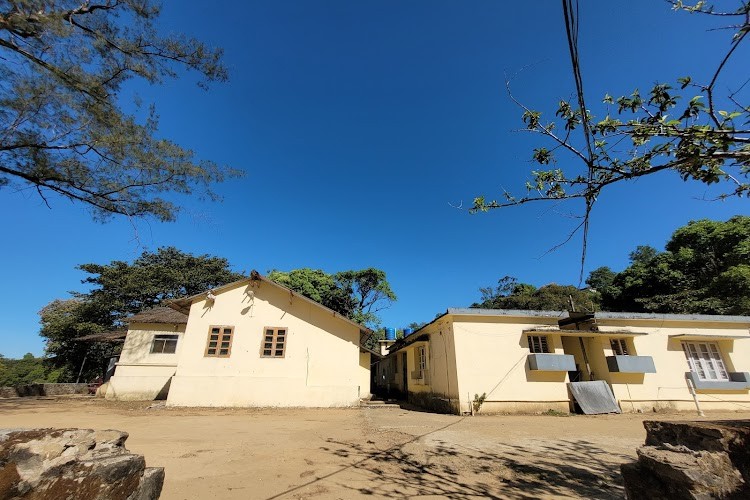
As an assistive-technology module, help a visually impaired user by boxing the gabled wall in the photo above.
[166,280,367,407]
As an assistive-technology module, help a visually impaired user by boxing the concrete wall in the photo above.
[106,322,185,401]
[452,315,570,414]
[166,280,368,407]
[597,319,750,412]
[422,314,750,414]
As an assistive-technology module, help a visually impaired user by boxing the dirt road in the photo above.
[0,397,744,499]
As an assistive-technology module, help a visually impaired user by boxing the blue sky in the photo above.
[1,1,747,357]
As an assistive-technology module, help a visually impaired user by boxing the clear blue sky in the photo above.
[1,1,747,357]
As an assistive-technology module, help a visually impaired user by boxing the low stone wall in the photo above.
[0,383,89,398]
[621,420,750,499]
[0,428,164,499]
[0,387,18,398]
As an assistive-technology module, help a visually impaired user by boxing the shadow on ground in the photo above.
[267,415,630,499]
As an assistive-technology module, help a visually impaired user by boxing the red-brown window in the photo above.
[205,326,234,357]
[261,327,287,358]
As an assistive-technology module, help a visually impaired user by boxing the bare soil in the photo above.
[0,397,745,499]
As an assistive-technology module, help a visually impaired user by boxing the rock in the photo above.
[0,428,163,499]
[622,420,750,499]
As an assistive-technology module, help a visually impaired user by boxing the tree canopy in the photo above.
[602,215,750,315]
[0,353,63,387]
[39,246,243,380]
[471,1,749,271]
[1,1,240,221]
[267,267,397,328]
[472,276,600,312]
[474,216,750,316]
[77,246,245,319]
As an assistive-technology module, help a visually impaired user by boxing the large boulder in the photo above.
[622,420,750,499]
[0,428,163,499]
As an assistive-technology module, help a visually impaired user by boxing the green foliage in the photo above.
[267,267,397,329]
[604,216,750,314]
[0,1,241,221]
[473,275,599,311]
[39,247,243,380]
[585,266,616,291]
[267,268,356,319]
[0,353,63,387]
[472,392,487,413]
[39,298,114,382]
[78,247,245,319]
[471,3,750,264]
[334,268,397,327]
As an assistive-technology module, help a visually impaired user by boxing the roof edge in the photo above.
[166,270,374,335]
[444,308,750,324]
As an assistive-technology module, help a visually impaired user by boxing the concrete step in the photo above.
[360,399,401,408]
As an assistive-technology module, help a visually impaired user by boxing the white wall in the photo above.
[106,323,185,401]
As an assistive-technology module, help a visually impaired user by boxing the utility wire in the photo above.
[562,0,595,284]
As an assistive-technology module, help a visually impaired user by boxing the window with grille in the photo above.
[205,326,233,357]
[261,327,287,358]
[412,345,427,379]
[610,338,630,356]
[682,342,729,381]
[527,335,550,354]
[151,334,178,354]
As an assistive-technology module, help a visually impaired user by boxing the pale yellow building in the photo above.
[107,271,376,407]
[105,307,188,401]
[374,309,750,415]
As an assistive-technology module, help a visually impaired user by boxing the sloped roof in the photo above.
[126,306,188,325]
[76,330,128,342]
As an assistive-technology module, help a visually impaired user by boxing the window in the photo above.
[610,338,630,356]
[416,346,427,378]
[151,334,178,354]
[682,342,729,381]
[205,326,233,357]
[261,327,287,358]
[527,335,550,354]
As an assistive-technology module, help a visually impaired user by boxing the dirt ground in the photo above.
[0,398,746,499]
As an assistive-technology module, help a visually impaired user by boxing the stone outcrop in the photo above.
[0,428,164,499]
[622,420,750,499]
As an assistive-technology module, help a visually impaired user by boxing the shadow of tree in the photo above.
[264,413,631,499]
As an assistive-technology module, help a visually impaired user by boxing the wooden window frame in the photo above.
[204,326,234,358]
[610,338,630,356]
[260,327,287,358]
[527,335,550,354]
[150,334,179,354]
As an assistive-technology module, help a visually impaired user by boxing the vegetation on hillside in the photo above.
[474,216,750,315]
[0,354,63,387]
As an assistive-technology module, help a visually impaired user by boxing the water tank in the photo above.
[403,328,414,337]
[384,327,396,340]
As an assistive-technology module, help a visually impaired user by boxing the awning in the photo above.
[524,329,648,338]
[669,334,750,341]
